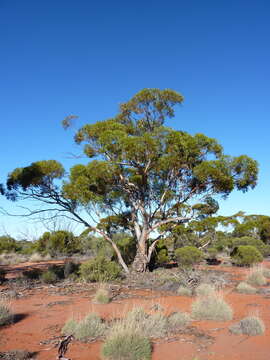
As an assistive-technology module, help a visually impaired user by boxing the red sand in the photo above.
[1,261,270,360]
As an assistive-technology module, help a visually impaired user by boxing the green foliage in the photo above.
[79,256,121,282]
[0,235,18,254]
[206,247,218,259]
[36,230,79,257]
[112,234,137,265]
[232,237,270,257]
[4,89,259,273]
[230,316,265,336]
[102,331,151,360]
[41,270,58,284]
[174,246,204,267]
[232,245,263,266]
[93,287,111,304]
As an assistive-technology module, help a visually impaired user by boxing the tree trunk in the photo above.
[132,250,149,272]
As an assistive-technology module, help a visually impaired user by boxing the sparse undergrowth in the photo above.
[0,350,37,360]
[0,301,13,326]
[246,270,267,286]
[236,282,257,294]
[194,283,215,297]
[191,294,233,321]
[229,316,265,336]
[93,286,111,304]
[62,313,106,341]
[177,286,192,296]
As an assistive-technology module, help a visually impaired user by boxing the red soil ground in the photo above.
[0,261,270,360]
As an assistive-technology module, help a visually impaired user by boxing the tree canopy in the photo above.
[3,88,258,272]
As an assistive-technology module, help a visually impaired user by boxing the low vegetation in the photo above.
[93,286,111,304]
[174,246,204,267]
[194,283,215,297]
[232,245,263,266]
[62,313,106,341]
[247,270,267,286]
[236,282,257,294]
[177,286,192,296]
[191,293,233,321]
[79,256,121,282]
[230,316,265,336]
[0,300,13,326]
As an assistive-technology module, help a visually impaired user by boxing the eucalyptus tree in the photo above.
[4,89,258,272]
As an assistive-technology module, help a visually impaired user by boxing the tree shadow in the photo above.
[13,313,28,324]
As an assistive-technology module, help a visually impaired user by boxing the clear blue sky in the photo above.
[1,0,270,238]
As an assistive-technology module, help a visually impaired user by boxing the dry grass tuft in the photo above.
[236,282,257,294]
[191,293,233,321]
[230,316,265,336]
[92,285,111,304]
[246,269,267,286]
[194,283,215,297]
[0,300,13,326]
[177,286,192,296]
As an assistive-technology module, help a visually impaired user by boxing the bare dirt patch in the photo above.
[0,260,270,360]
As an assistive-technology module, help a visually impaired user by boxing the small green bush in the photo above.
[232,245,263,266]
[174,246,204,267]
[247,271,267,286]
[102,331,151,360]
[80,256,121,282]
[0,301,13,326]
[191,294,233,321]
[62,318,78,335]
[93,287,111,304]
[41,270,58,284]
[230,316,265,336]
[207,247,218,259]
[177,286,192,297]
[236,282,257,294]
[167,312,191,330]
[232,237,270,257]
[195,283,215,297]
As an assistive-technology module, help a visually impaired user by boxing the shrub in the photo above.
[126,307,167,338]
[0,301,13,326]
[0,350,35,360]
[195,283,215,297]
[247,270,267,286]
[93,287,111,304]
[191,294,233,321]
[0,268,6,284]
[41,270,58,284]
[236,282,257,294]
[177,286,192,297]
[232,237,270,257]
[22,268,42,280]
[231,245,263,266]
[64,261,79,278]
[28,253,44,262]
[174,246,204,267]
[229,316,265,336]
[262,267,270,278]
[102,330,151,360]
[62,313,106,341]
[80,256,121,282]
[48,264,65,279]
[207,247,218,259]
[167,312,191,330]
[61,318,78,335]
